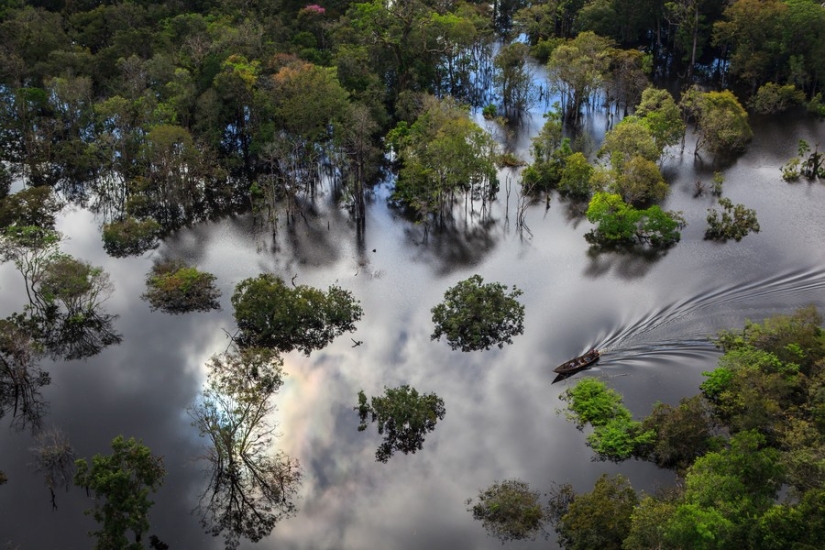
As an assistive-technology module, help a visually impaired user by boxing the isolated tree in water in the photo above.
[356,385,446,462]
[231,274,362,354]
[468,479,550,543]
[431,274,525,352]
[74,436,166,550]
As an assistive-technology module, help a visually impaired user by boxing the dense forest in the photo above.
[2,0,825,548]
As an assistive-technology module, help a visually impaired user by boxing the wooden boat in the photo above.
[554,349,600,374]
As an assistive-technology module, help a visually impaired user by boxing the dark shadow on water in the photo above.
[583,244,669,280]
[404,216,499,275]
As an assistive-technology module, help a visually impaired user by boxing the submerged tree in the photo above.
[705,197,759,242]
[188,347,301,549]
[493,42,533,118]
[431,274,525,352]
[585,192,684,249]
[101,217,161,258]
[356,385,446,463]
[30,426,76,510]
[142,259,221,314]
[0,226,121,360]
[232,274,362,354]
[389,95,498,221]
[547,32,613,120]
[74,435,166,550]
[0,316,50,431]
[468,479,549,543]
[681,88,752,158]
[552,474,638,550]
[560,377,655,462]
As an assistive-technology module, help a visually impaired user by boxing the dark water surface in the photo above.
[1,103,824,549]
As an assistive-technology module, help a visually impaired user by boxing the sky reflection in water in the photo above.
[1,105,824,550]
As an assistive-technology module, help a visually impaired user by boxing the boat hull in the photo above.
[553,350,600,374]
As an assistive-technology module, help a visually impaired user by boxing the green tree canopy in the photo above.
[74,436,166,550]
[468,479,549,543]
[141,259,221,314]
[356,385,446,463]
[431,274,525,352]
[231,273,362,355]
[553,474,638,550]
[705,197,759,242]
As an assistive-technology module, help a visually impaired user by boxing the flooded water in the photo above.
[1,95,824,549]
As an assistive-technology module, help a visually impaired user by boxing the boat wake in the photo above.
[594,265,825,352]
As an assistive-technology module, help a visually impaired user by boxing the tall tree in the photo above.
[547,31,613,120]
[231,273,362,354]
[356,385,446,462]
[189,347,301,549]
[74,436,166,550]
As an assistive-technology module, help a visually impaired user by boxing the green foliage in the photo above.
[585,192,683,248]
[705,197,760,242]
[560,378,654,462]
[232,274,362,355]
[782,140,824,181]
[639,395,720,472]
[749,82,805,114]
[677,431,783,544]
[637,205,684,247]
[561,378,630,428]
[481,103,497,119]
[715,305,825,371]
[101,218,161,258]
[558,152,593,198]
[622,495,677,550]
[188,347,300,549]
[74,436,166,550]
[521,112,571,194]
[430,274,525,352]
[0,187,62,230]
[493,42,532,116]
[547,32,613,118]
[554,474,638,550]
[468,479,548,543]
[142,259,221,314]
[686,89,753,158]
[585,192,640,245]
[809,93,825,118]
[391,96,497,219]
[635,87,685,154]
[356,385,445,463]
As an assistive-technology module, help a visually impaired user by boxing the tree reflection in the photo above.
[0,228,121,360]
[188,348,301,549]
[0,316,50,431]
[29,426,75,509]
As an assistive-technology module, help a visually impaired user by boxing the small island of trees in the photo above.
[431,275,525,352]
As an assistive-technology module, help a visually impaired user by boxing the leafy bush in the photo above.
[469,479,548,542]
[356,385,445,463]
[705,198,759,242]
[560,378,654,462]
[431,274,525,352]
[585,192,684,247]
[142,259,221,314]
[232,274,362,354]
[102,217,161,258]
[749,83,805,114]
[482,103,497,119]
